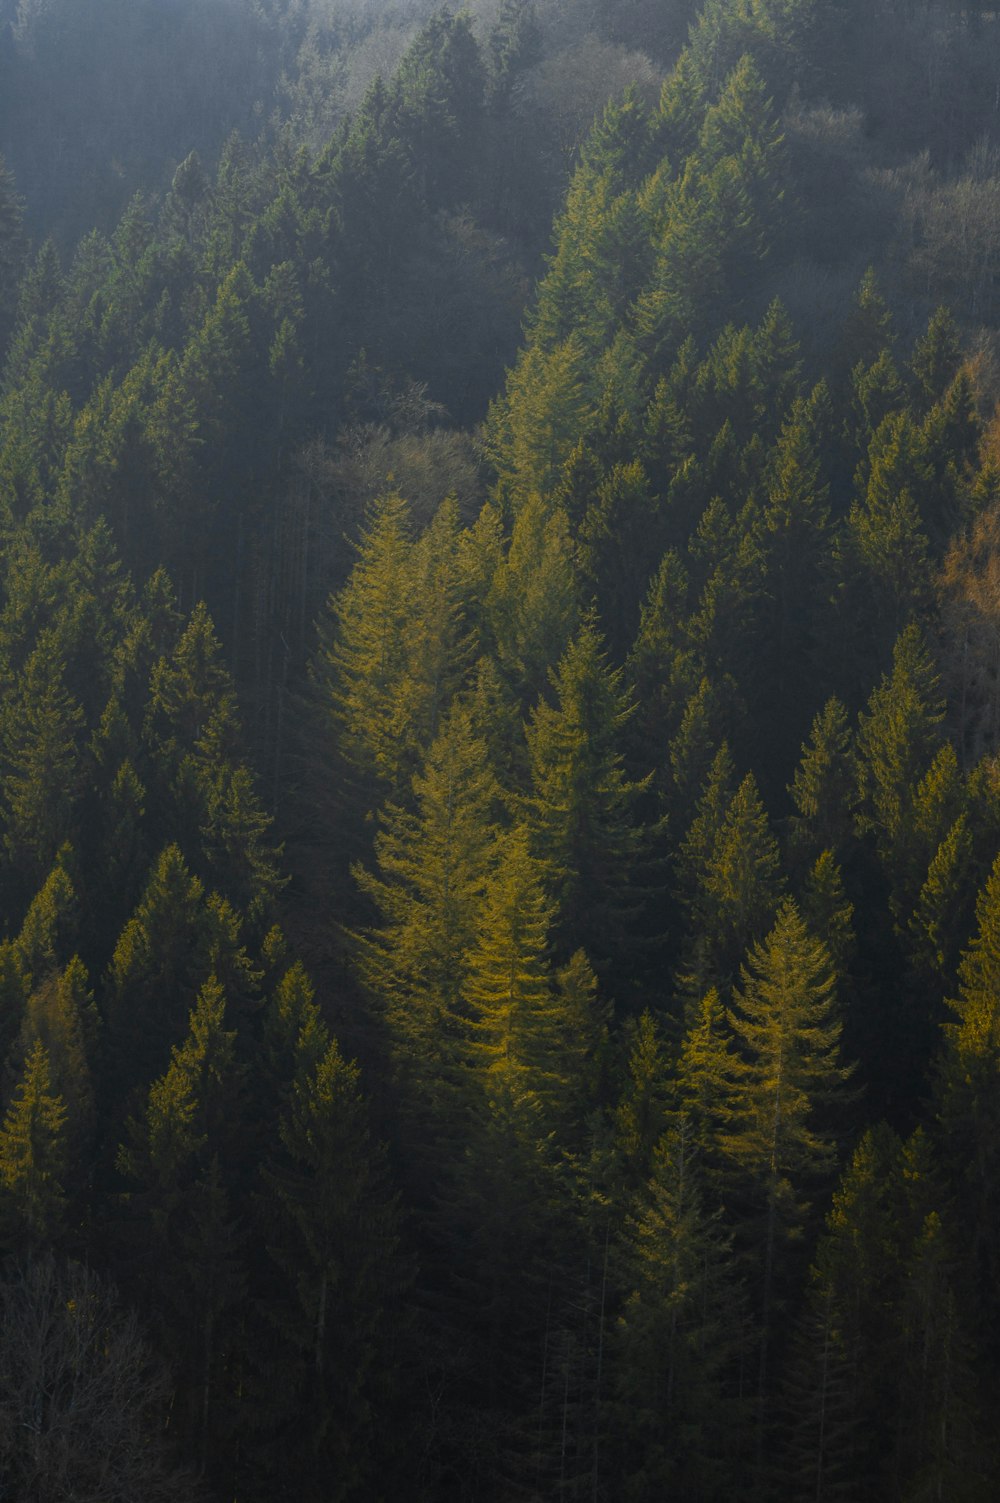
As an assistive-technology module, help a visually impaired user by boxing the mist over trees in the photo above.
[2,0,1000,1498]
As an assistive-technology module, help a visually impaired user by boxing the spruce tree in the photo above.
[724,900,855,1456]
[854,623,946,913]
[686,769,785,995]
[308,491,416,807]
[613,1119,747,1502]
[353,701,499,1163]
[105,843,210,1095]
[936,851,1000,1337]
[0,1039,69,1254]
[524,618,651,979]
[260,1036,405,1503]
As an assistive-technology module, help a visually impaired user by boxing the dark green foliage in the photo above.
[258,1034,406,1501]
[4,2,1000,1496]
[613,1120,747,1501]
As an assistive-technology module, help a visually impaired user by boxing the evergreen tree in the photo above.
[724,900,855,1457]
[685,769,785,995]
[0,1039,68,1254]
[118,974,244,1461]
[911,306,962,411]
[308,491,416,805]
[1,631,85,893]
[353,701,499,1156]
[524,619,651,979]
[613,1119,747,1502]
[105,843,210,1094]
[936,851,1000,1340]
[672,985,737,1185]
[486,491,581,707]
[750,406,823,723]
[776,1124,904,1503]
[461,824,563,1116]
[613,1009,671,1191]
[259,1036,405,1502]
[16,956,96,1155]
[854,624,946,915]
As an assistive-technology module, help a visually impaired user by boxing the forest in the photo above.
[2,0,1000,1497]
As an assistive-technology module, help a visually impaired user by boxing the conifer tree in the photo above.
[624,551,702,800]
[486,491,581,706]
[911,306,961,411]
[672,986,737,1183]
[260,1037,405,1502]
[777,1124,905,1503]
[936,851,1000,1330]
[1,631,85,893]
[16,956,96,1154]
[724,900,855,1450]
[461,824,562,1114]
[143,608,224,774]
[613,1119,747,1502]
[261,960,328,1111]
[854,624,946,915]
[906,813,974,991]
[686,769,785,994]
[13,847,78,991]
[613,1009,672,1191]
[843,412,933,667]
[524,619,651,978]
[835,268,894,388]
[802,850,856,981]
[759,386,831,752]
[105,843,210,1094]
[118,974,244,1464]
[666,673,735,818]
[673,742,738,980]
[353,701,499,1154]
[893,1212,992,1501]
[0,1039,69,1254]
[308,491,416,804]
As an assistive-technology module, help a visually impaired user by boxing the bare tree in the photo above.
[0,1257,202,1503]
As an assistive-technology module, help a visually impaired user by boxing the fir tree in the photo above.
[613,1118,747,1502]
[353,701,499,1158]
[0,1039,69,1254]
[936,851,1000,1339]
[524,619,652,979]
[724,900,855,1458]
[260,1037,405,1502]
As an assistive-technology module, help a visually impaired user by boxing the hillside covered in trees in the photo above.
[3,0,1000,1498]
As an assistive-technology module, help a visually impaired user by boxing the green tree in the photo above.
[260,1037,405,1502]
[758,386,831,752]
[308,492,417,807]
[776,1124,905,1503]
[911,306,961,411]
[613,1119,747,1501]
[0,1039,68,1254]
[353,701,499,1155]
[685,769,785,995]
[936,851,1000,1333]
[105,844,210,1093]
[788,698,855,863]
[1,631,85,894]
[724,900,855,1453]
[613,1009,671,1191]
[118,974,244,1462]
[462,824,559,1110]
[16,956,96,1155]
[486,491,581,706]
[524,619,651,977]
[854,624,946,913]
